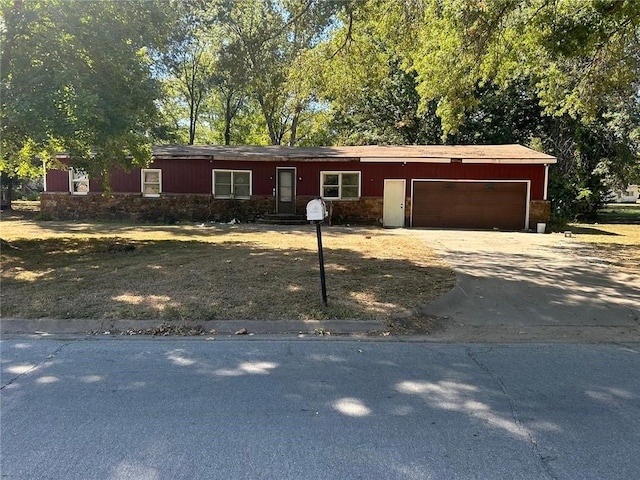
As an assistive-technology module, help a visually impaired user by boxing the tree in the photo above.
[148,0,358,147]
[157,1,218,145]
[162,36,217,145]
[390,0,639,133]
[212,40,251,145]
[326,59,443,145]
[537,104,640,221]
[330,0,640,219]
[215,0,344,146]
[198,95,268,145]
[1,0,170,205]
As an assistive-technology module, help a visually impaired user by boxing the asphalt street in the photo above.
[2,336,639,479]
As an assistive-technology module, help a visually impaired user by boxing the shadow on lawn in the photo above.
[0,237,455,322]
[569,226,620,236]
[12,217,383,239]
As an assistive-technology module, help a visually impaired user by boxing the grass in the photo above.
[570,204,640,275]
[0,202,455,323]
[597,203,640,224]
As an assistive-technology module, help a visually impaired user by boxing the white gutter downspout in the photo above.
[543,164,549,200]
[42,159,47,192]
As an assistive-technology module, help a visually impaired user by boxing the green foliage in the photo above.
[399,0,640,133]
[157,1,218,145]
[1,0,170,199]
[2,0,637,223]
[535,105,640,222]
[326,59,443,145]
[154,0,350,146]
[198,97,268,145]
[212,0,348,145]
[347,0,640,220]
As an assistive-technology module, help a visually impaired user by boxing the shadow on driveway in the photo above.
[397,230,640,333]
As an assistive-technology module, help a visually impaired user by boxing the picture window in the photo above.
[320,171,360,200]
[213,170,252,199]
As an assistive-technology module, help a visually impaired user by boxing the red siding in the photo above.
[152,159,212,193]
[208,160,278,196]
[46,167,141,193]
[109,168,141,193]
[46,158,547,201]
[403,163,546,200]
[244,161,546,200]
[46,169,70,192]
[253,161,369,197]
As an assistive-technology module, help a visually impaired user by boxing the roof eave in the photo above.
[361,157,557,164]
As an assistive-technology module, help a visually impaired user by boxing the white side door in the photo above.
[383,179,406,228]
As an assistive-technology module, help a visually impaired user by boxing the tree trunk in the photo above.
[266,115,278,145]
[289,107,301,147]
[189,97,196,145]
[1,174,14,210]
[257,95,280,145]
[221,95,232,145]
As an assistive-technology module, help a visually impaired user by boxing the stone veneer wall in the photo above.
[41,193,275,223]
[295,197,384,226]
[41,192,385,225]
[41,192,539,227]
[529,200,551,226]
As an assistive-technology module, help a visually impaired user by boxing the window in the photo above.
[320,171,360,200]
[213,170,252,199]
[142,169,162,197]
[69,169,89,195]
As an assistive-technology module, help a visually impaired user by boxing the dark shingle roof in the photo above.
[152,144,556,164]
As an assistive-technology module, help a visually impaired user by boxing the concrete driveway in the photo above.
[395,229,640,342]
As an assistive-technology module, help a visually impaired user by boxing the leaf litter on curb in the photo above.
[88,323,212,337]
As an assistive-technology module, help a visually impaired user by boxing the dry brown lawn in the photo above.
[569,223,640,275]
[0,203,455,323]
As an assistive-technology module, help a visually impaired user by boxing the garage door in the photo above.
[412,180,528,230]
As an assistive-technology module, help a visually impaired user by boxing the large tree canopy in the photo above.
[1,0,638,219]
[393,0,640,135]
[1,0,170,199]
[325,0,640,219]
[213,0,346,146]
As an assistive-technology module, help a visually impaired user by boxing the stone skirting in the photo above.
[40,192,541,227]
[323,198,384,225]
[529,200,551,225]
[40,192,384,225]
[40,193,274,223]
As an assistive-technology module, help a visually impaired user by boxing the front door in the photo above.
[277,168,296,214]
[383,179,406,227]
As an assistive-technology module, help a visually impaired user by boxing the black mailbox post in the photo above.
[306,199,328,307]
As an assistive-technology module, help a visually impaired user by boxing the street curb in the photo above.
[0,318,387,336]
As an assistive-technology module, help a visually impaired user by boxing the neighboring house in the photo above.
[42,144,556,230]
[609,185,639,203]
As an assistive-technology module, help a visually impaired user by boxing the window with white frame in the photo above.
[141,169,162,197]
[69,168,89,195]
[213,170,252,199]
[320,171,360,200]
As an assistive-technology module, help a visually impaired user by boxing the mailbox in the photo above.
[307,198,329,306]
[306,198,328,221]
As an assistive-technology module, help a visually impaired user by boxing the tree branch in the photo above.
[329,6,354,59]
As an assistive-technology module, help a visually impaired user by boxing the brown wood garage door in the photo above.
[412,181,528,230]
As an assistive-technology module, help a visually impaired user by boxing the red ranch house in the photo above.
[42,144,556,230]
